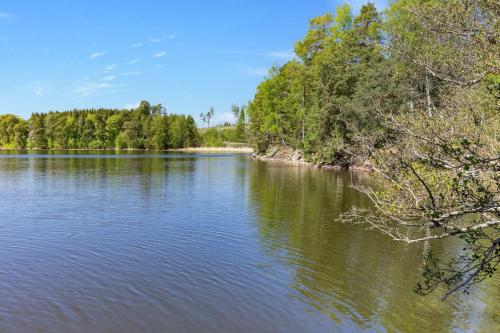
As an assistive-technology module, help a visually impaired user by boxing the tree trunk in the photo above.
[425,70,433,117]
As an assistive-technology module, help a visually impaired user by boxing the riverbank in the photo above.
[253,146,371,171]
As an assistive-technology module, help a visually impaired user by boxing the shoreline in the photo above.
[173,147,254,153]
[252,146,371,172]
[1,146,369,170]
[0,146,254,153]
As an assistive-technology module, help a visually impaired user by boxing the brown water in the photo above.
[0,151,498,332]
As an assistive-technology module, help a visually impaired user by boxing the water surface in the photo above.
[0,151,498,332]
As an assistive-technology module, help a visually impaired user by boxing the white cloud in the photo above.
[244,67,268,77]
[75,82,113,96]
[132,42,143,48]
[27,82,49,96]
[33,86,44,96]
[104,64,116,72]
[153,51,166,58]
[90,51,106,59]
[100,75,116,81]
[168,32,177,39]
[148,37,161,43]
[127,57,141,64]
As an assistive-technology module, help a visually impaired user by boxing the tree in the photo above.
[28,113,47,149]
[206,107,215,127]
[0,114,28,148]
[340,0,499,300]
[150,114,170,149]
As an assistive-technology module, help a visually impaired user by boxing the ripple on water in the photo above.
[0,152,498,333]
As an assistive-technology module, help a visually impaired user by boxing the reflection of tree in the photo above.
[248,160,500,332]
[3,151,197,201]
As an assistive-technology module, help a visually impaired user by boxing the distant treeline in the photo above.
[0,101,201,149]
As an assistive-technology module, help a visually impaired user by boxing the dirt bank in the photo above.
[253,146,371,171]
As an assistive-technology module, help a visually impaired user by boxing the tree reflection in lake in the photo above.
[248,159,499,333]
[0,152,498,332]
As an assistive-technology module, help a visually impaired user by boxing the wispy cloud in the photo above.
[104,64,116,73]
[33,87,44,96]
[168,32,177,39]
[153,51,166,58]
[28,82,47,96]
[100,75,116,81]
[90,51,106,59]
[127,57,141,64]
[132,42,143,48]
[267,49,295,60]
[148,37,161,43]
[75,82,113,96]
[244,67,268,77]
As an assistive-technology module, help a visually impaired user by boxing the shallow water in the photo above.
[0,151,498,332]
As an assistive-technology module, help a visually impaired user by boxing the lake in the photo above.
[0,151,498,332]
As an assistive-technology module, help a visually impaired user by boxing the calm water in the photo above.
[0,151,498,333]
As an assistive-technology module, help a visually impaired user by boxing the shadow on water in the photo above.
[0,152,497,332]
[248,159,499,333]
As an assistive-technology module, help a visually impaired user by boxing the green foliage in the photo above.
[248,3,386,163]
[248,0,499,298]
[0,101,201,150]
[0,114,28,148]
[201,125,247,147]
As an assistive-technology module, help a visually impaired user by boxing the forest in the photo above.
[0,101,200,149]
[246,0,498,299]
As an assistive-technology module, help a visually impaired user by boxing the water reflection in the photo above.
[248,160,499,333]
[0,152,497,332]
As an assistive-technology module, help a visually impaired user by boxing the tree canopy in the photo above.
[0,101,201,150]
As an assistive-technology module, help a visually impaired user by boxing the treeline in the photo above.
[247,0,498,165]
[0,101,201,149]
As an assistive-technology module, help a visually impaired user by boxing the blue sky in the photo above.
[0,0,387,124]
